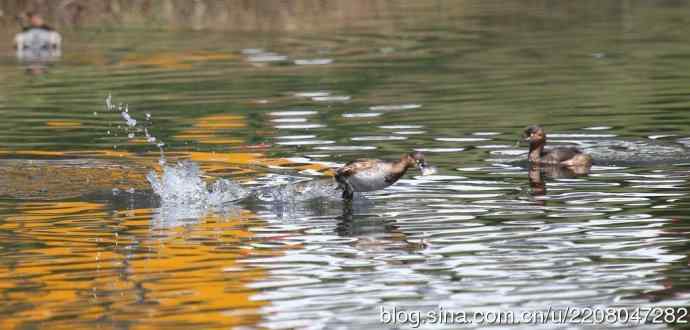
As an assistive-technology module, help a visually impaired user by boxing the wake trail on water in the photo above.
[146,161,341,206]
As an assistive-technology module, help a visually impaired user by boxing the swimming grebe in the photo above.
[14,12,61,66]
[524,125,592,167]
[335,151,433,200]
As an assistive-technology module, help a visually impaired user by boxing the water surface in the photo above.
[1,1,690,329]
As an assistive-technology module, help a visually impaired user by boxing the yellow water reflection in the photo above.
[45,120,82,128]
[0,201,272,329]
[120,52,237,69]
[175,114,246,145]
[126,210,270,329]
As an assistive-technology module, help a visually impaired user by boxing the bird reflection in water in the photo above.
[528,164,590,204]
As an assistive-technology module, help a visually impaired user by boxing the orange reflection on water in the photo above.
[127,210,271,329]
[0,201,272,329]
[45,120,82,128]
[0,202,111,328]
[259,156,335,177]
[0,150,66,157]
[120,51,237,69]
[175,114,246,145]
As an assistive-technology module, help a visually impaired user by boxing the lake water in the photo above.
[1,1,690,329]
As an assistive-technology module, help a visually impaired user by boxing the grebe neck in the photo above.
[528,141,544,162]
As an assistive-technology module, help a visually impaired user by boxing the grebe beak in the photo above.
[416,160,437,175]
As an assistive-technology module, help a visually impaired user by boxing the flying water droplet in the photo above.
[105,94,167,165]
[105,93,113,111]
[421,166,438,176]
[121,110,137,127]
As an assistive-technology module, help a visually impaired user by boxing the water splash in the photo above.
[144,160,249,228]
[121,106,137,128]
[146,161,249,205]
[252,175,341,203]
[585,139,690,164]
[490,137,690,165]
[421,165,438,176]
[146,159,347,213]
[145,161,345,226]
[147,165,246,229]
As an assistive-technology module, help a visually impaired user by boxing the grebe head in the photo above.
[404,151,425,168]
[405,151,437,175]
[28,12,45,28]
[524,125,546,145]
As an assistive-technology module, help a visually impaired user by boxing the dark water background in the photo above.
[1,1,690,329]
